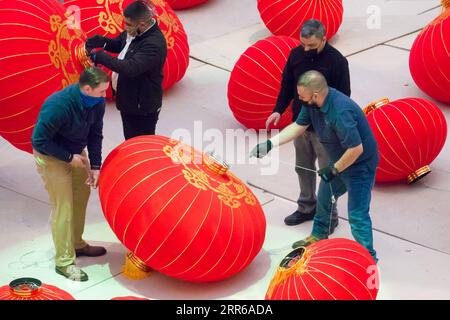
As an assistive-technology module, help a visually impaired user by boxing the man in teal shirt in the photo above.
[32,67,110,281]
[251,70,379,261]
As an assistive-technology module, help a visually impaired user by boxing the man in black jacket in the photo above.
[86,1,167,140]
[265,19,351,228]
[32,67,110,281]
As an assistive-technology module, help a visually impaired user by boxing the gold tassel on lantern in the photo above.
[122,252,152,280]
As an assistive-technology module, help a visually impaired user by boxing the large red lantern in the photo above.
[167,0,209,10]
[0,278,75,300]
[227,36,299,130]
[409,0,450,103]
[257,0,344,40]
[266,238,379,300]
[65,0,189,90]
[98,135,266,282]
[364,98,447,184]
[0,0,90,153]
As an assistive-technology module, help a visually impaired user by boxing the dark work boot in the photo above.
[75,244,107,257]
[284,211,315,226]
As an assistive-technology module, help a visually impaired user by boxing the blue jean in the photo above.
[311,165,378,261]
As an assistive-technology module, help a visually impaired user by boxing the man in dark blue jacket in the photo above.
[86,1,167,140]
[32,67,110,281]
[251,71,378,262]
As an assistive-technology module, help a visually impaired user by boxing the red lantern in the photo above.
[0,278,75,300]
[364,98,447,184]
[0,0,90,153]
[257,0,344,40]
[228,36,299,130]
[167,0,209,10]
[98,135,266,282]
[266,238,379,300]
[409,0,450,103]
[64,0,190,90]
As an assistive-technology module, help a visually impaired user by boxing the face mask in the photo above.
[299,98,310,106]
[80,91,105,108]
[136,19,155,36]
[126,23,139,37]
[299,96,319,108]
[304,48,319,59]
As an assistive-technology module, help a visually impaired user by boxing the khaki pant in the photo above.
[33,150,90,267]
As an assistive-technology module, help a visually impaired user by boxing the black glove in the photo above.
[88,50,109,65]
[318,164,339,182]
[250,140,273,158]
[85,35,106,52]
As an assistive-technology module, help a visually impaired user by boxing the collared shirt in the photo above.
[296,88,379,174]
[111,19,156,91]
[31,84,105,169]
[101,21,167,115]
[111,34,135,91]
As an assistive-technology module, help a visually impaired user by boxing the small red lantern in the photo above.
[0,0,90,153]
[364,98,447,184]
[409,0,450,103]
[98,135,266,282]
[0,278,75,300]
[64,0,189,90]
[257,0,344,40]
[228,36,299,130]
[167,0,209,10]
[266,238,379,300]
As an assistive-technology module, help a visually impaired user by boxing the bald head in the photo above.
[296,71,329,108]
[297,70,328,93]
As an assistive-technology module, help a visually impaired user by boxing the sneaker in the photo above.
[284,211,315,226]
[55,264,88,282]
[75,244,107,257]
[291,235,321,249]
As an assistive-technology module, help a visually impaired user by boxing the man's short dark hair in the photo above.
[79,67,110,88]
[300,19,326,39]
[123,0,154,22]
